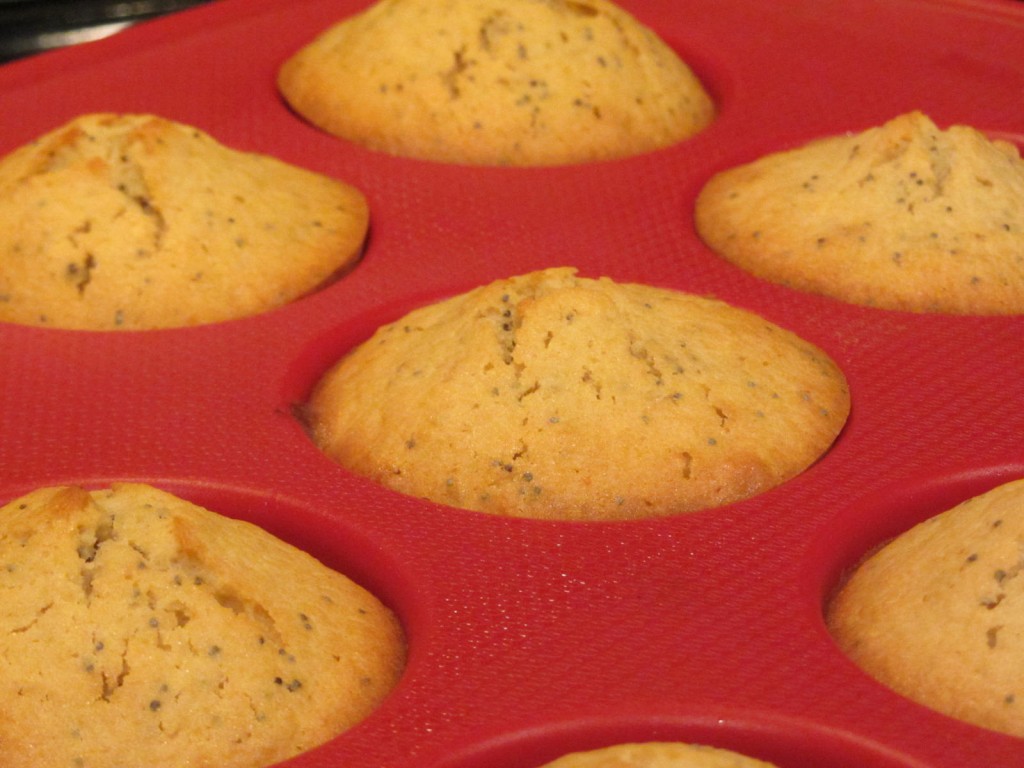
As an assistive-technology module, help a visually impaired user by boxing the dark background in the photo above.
[0,0,215,62]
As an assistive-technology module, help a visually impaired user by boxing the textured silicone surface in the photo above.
[1,1,1023,766]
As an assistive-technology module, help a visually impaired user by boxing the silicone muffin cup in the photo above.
[1,0,1023,766]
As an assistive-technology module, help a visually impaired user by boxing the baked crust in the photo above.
[828,477,1024,737]
[0,483,405,767]
[0,113,368,329]
[695,111,1024,314]
[309,267,850,520]
[538,741,779,767]
[278,0,715,166]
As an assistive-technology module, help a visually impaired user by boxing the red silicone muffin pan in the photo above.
[1,0,1023,766]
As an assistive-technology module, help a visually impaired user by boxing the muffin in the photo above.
[0,113,369,330]
[308,267,849,520]
[0,483,406,768]
[538,741,778,767]
[278,0,715,166]
[695,111,1024,314]
[827,477,1024,737]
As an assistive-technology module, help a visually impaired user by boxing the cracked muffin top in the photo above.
[307,267,850,520]
[0,483,405,768]
[0,113,368,330]
[827,477,1024,738]
[694,111,1024,314]
[277,0,715,166]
